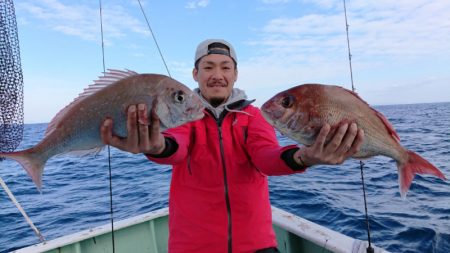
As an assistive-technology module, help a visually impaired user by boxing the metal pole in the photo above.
[0,176,45,242]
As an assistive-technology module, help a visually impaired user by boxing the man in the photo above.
[100,39,364,253]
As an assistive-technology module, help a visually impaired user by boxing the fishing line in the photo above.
[137,0,172,77]
[98,0,116,252]
[97,2,172,252]
[342,0,374,252]
[320,238,329,253]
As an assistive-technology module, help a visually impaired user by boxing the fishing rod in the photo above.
[342,1,374,252]
[98,0,116,252]
[0,177,45,242]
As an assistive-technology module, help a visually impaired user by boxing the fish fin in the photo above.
[398,150,446,199]
[0,150,46,191]
[60,147,105,157]
[45,69,139,137]
[79,69,139,100]
[341,87,401,142]
[373,110,401,142]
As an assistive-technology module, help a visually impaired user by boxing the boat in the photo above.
[12,206,388,253]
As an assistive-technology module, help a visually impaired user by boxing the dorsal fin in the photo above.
[44,69,139,137]
[340,86,401,143]
[373,109,401,142]
[77,69,138,100]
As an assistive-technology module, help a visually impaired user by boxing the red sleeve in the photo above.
[146,122,191,165]
[245,106,306,176]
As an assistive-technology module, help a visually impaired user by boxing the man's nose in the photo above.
[211,68,223,80]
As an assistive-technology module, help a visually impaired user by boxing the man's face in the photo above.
[193,53,238,107]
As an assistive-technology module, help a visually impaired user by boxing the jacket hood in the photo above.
[194,88,253,118]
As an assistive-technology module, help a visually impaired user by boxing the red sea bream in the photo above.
[261,84,446,198]
[0,70,204,189]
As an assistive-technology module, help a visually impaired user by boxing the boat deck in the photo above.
[13,207,387,253]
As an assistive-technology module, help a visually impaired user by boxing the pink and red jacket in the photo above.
[148,100,306,253]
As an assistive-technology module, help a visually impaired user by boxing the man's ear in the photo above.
[192,68,198,81]
[234,69,238,82]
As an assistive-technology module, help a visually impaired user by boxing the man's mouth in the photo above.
[207,82,227,88]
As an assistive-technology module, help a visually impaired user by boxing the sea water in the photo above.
[1,102,449,253]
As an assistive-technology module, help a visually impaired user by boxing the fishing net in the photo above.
[0,0,24,153]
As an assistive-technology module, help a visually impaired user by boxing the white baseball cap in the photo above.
[194,39,237,65]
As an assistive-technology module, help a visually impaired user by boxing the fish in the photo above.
[0,69,205,190]
[261,83,446,198]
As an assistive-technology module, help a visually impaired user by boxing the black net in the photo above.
[0,0,24,153]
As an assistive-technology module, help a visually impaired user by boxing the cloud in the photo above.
[185,0,210,9]
[261,0,291,4]
[300,0,339,9]
[17,0,150,42]
[248,1,450,71]
[242,0,450,105]
[252,1,450,62]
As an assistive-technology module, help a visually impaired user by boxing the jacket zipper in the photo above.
[217,120,232,253]
[204,101,254,252]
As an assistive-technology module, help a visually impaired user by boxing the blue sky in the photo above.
[13,0,450,123]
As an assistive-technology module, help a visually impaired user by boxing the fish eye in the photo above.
[281,95,295,108]
[173,90,185,103]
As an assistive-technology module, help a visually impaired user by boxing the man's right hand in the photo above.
[100,103,166,155]
[293,123,365,167]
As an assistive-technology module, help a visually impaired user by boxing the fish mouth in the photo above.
[192,111,205,121]
[186,100,205,121]
[261,100,282,119]
[261,108,291,135]
[261,110,276,126]
[261,103,283,123]
[187,106,205,120]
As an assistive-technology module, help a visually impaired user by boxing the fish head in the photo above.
[261,85,318,145]
[155,78,205,129]
[261,88,303,133]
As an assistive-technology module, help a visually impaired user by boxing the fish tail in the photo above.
[398,150,446,199]
[0,149,46,191]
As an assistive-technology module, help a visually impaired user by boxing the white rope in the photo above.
[0,176,45,242]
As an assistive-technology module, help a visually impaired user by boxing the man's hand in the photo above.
[294,123,365,167]
[100,103,166,155]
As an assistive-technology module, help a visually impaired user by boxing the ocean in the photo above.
[0,102,449,253]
